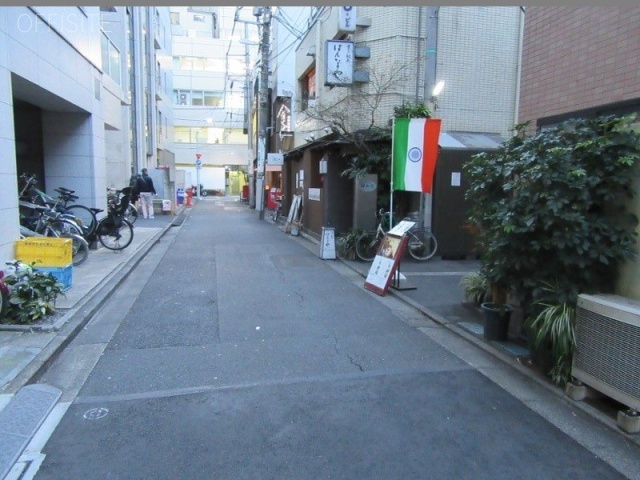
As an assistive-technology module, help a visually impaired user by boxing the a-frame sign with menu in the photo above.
[363,221,415,296]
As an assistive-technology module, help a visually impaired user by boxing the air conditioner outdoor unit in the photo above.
[572,293,640,411]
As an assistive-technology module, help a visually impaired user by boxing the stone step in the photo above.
[0,384,61,480]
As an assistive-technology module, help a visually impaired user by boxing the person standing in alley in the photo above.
[137,168,157,219]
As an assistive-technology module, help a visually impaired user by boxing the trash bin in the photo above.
[176,188,185,205]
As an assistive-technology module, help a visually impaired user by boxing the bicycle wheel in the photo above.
[66,205,97,237]
[49,217,83,237]
[406,228,438,260]
[355,231,382,262]
[124,204,138,224]
[97,218,134,251]
[61,232,89,266]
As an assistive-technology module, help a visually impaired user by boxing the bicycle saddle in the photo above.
[55,186,76,194]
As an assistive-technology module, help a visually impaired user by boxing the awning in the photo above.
[439,131,505,150]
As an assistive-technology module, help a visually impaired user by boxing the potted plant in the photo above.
[336,228,365,260]
[525,281,577,385]
[2,261,64,325]
[460,271,488,307]
[464,115,640,347]
[480,283,514,342]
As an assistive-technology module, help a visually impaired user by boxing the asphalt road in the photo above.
[30,198,634,479]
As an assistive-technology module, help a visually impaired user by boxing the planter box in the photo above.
[15,237,72,267]
[34,263,73,292]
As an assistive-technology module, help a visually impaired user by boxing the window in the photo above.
[204,91,223,107]
[173,89,223,108]
[192,57,205,70]
[191,91,203,106]
[101,31,122,86]
[174,127,190,143]
[170,12,180,25]
[300,67,316,110]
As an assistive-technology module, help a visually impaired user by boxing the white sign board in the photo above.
[338,6,356,33]
[388,221,415,237]
[267,153,284,165]
[320,227,336,260]
[325,40,354,86]
[308,188,321,201]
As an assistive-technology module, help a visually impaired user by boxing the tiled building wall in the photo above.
[437,6,522,138]
[519,6,640,125]
[295,6,521,144]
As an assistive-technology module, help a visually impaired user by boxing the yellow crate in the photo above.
[15,237,73,267]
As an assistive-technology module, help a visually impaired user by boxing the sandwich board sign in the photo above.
[320,227,336,260]
[364,233,409,296]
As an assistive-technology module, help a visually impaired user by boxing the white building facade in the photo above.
[0,6,174,264]
[170,6,257,195]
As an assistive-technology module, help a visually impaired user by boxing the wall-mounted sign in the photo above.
[267,153,284,165]
[358,179,377,192]
[338,6,356,33]
[277,102,291,134]
[308,188,321,201]
[325,40,354,86]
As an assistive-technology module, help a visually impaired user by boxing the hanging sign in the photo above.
[325,40,354,86]
[338,6,356,33]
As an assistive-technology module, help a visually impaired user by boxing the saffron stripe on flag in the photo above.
[421,118,442,193]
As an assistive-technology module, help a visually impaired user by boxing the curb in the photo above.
[1,210,184,395]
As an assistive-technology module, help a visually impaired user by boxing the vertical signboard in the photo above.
[338,6,356,33]
[325,40,354,86]
[320,227,336,260]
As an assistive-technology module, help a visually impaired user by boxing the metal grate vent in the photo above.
[573,294,640,411]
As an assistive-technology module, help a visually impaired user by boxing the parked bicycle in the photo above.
[19,205,89,266]
[270,194,285,223]
[95,187,135,250]
[108,187,138,224]
[355,209,438,262]
[19,173,99,240]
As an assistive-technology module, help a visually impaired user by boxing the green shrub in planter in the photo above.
[2,261,64,325]
[466,116,640,305]
[460,272,488,306]
[336,228,365,260]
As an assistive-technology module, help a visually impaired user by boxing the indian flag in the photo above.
[392,118,442,193]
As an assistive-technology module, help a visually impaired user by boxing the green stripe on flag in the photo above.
[393,118,410,191]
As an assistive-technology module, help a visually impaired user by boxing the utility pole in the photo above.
[256,6,271,220]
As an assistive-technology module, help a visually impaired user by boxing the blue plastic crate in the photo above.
[34,263,73,292]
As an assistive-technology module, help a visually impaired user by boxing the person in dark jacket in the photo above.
[137,168,157,219]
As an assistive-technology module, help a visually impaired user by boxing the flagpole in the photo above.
[390,118,396,228]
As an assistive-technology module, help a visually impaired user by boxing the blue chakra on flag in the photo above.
[408,147,422,162]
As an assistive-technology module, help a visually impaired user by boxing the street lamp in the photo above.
[430,80,445,111]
